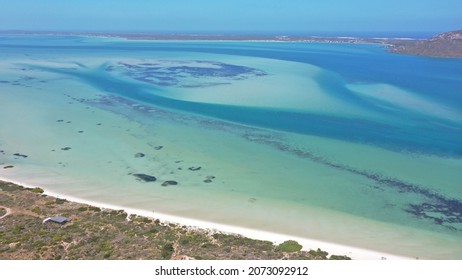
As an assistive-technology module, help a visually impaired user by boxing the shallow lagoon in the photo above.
[1,35,462,258]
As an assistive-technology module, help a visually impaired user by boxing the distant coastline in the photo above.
[2,29,461,58]
[0,29,420,43]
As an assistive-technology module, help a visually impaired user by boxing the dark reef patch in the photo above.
[188,166,201,171]
[161,180,178,187]
[406,200,462,231]
[106,60,267,88]
[13,153,28,158]
[133,174,157,182]
[204,176,216,183]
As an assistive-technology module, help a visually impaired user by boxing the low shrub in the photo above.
[30,188,44,194]
[309,248,329,259]
[161,243,174,259]
[277,240,303,253]
[329,255,351,260]
[77,206,88,212]
[88,206,101,212]
[55,198,67,204]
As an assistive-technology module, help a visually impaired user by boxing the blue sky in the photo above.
[1,0,461,36]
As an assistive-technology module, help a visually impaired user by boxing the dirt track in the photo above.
[0,205,12,220]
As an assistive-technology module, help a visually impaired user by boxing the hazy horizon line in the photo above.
[0,29,441,39]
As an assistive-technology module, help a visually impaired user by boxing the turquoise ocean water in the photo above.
[1,35,461,258]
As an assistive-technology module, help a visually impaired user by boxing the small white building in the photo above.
[43,216,70,225]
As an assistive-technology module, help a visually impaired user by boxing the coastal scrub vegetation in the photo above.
[0,180,350,260]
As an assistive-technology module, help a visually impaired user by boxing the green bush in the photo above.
[329,255,351,260]
[277,240,303,253]
[30,187,44,194]
[33,240,45,249]
[161,243,174,259]
[52,234,64,242]
[31,207,42,215]
[147,228,159,235]
[89,206,101,212]
[309,248,329,259]
[180,233,207,245]
[201,242,215,249]
[55,198,67,204]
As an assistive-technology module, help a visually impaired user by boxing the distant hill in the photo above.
[388,30,462,58]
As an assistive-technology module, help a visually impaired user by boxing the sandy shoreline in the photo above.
[0,176,410,260]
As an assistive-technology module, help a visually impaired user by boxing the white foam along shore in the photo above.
[0,177,411,260]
